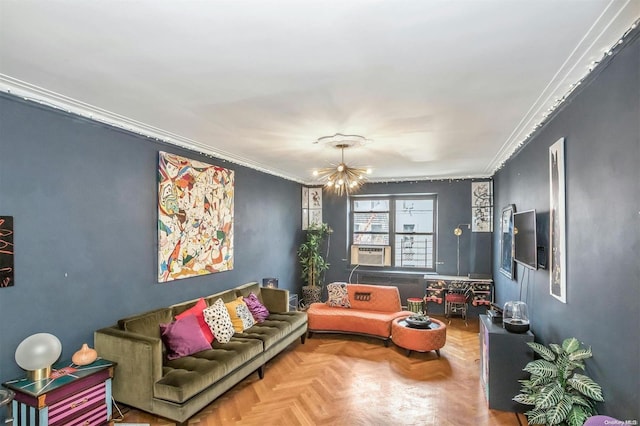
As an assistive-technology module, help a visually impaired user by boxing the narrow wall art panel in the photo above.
[0,216,14,288]
[549,138,566,303]
[158,152,234,282]
[472,181,493,232]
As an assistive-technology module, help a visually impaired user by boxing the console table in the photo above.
[2,358,115,426]
[424,275,493,315]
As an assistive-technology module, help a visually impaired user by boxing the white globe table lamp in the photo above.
[15,333,62,381]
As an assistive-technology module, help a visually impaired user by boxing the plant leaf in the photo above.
[546,395,572,425]
[531,374,554,387]
[566,405,589,426]
[568,374,604,402]
[525,359,558,378]
[550,343,564,355]
[536,382,564,409]
[528,342,556,361]
[514,393,536,406]
[567,360,585,373]
[526,408,547,425]
[569,394,593,408]
[562,338,580,354]
[568,348,592,361]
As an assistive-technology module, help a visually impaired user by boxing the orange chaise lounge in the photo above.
[306,283,411,346]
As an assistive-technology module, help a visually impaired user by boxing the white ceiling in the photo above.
[1,1,638,183]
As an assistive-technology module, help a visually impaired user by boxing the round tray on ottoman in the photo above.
[404,316,432,328]
[391,317,447,358]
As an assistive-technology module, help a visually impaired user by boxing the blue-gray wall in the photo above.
[0,94,302,383]
[321,179,493,288]
[492,32,639,417]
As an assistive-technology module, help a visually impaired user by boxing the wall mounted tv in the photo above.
[513,209,537,270]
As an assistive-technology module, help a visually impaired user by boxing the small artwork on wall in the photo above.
[309,187,322,209]
[0,216,14,288]
[549,138,567,303]
[302,186,323,229]
[158,152,235,283]
[472,181,493,232]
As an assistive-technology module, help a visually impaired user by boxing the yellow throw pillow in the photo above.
[225,297,255,332]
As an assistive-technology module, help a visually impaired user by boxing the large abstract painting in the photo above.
[158,152,234,282]
[0,216,14,288]
[549,138,566,303]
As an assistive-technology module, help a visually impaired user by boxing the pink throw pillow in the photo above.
[159,314,211,360]
[175,298,214,343]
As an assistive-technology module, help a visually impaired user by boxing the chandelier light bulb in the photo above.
[312,170,319,176]
[337,164,345,172]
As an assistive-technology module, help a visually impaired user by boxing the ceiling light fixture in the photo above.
[313,134,371,196]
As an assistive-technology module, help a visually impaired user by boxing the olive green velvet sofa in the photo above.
[94,282,307,425]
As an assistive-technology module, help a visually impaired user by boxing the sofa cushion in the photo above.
[203,299,235,344]
[225,297,255,332]
[234,282,263,301]
[347,284,402,312]
[268,311,308,330]
[155,337,263,403]
[235,311,307,350]
[159,314,212,360]
[119,308,174,339]
[174,298,214,343]
[203,289,238,306]
[243,292,270,322]
[326,282,351,308]
[307,303,404,338]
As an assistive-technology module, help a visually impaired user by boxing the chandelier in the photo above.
[313,134,371,196]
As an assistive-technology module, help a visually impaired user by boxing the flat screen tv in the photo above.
[513,209,537,270]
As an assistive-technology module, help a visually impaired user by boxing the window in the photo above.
[352,195,436,270]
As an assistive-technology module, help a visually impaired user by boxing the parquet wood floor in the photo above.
[118,316,527,425]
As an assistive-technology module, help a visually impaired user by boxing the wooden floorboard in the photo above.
[117,316,527,425]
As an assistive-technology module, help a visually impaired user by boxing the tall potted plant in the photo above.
[514,337,604,426]
[298,223,331,307]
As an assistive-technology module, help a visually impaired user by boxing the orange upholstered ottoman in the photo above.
[391,317,447,357]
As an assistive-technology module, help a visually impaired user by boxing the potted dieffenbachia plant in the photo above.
[514,337,604,426]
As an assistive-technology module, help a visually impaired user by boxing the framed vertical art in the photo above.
[549,138,566,303]
[472,181,493,232]
[158,152,235,283]
[302,187,323,229]
[500,205,515,280]
[0,216,14,288]
[308,187,322,209]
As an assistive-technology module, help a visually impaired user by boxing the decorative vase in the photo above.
[301,285,322,308]
[72,343,98,366]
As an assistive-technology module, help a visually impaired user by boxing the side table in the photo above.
[391,317,447,357]
[2,358,115,426]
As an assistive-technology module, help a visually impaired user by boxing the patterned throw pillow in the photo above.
[326,282,351,308]
[243,292,270,322]
[225,297,256,332]
[203,298,235,344]
[159,314,211,360]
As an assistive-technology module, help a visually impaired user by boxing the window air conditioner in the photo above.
[350,245,391,267]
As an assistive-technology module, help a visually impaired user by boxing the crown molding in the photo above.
[486,2,640,174]
[0,75,306,184]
